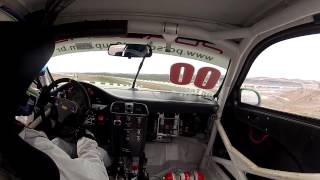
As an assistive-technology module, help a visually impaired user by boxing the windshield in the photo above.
[47,37,230,97]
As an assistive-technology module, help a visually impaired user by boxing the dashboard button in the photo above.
[125,122,132,128]
[114,119,122,126]
[137,117,142,125]
[97,115,104,122]
[124,129,132,133]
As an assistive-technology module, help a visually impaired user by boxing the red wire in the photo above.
[248,127,269,144]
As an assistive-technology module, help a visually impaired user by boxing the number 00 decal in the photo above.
[170,63,221,89]
[170,63,194,85]
[194,67,221,89]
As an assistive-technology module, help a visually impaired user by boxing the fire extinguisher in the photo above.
[192,171,205,180]
[164,171,177,180]
[163,170,205,180]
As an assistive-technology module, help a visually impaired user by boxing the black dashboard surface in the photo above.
[83,82,218,113]
[106,89,213,104]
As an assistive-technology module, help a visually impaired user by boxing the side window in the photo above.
[241,34,320,119]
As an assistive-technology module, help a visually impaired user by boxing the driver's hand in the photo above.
[83,111,95,129]
[75,127,95,141]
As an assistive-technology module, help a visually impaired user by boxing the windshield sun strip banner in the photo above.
[53,37,230,69]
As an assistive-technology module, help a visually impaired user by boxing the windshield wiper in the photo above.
[132,56,147,89]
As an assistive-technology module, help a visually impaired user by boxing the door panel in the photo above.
[220,24,320,175]
[233,103,320,172]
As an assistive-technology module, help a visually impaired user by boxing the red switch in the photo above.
[97,114,104,122]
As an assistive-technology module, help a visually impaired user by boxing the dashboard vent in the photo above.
[133,103,148,115]
[110,102,148,115]
[110,102,125,114]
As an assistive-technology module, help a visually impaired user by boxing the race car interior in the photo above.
[3,1,320,180]
[18,43,220,179]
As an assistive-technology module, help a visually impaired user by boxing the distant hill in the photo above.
[53,73,318,89]
[55,72,225,83]
[244,77,320,89]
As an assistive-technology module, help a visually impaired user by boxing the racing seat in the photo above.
[0,22,59,180]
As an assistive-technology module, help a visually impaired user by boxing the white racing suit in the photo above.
[19,128,110,180]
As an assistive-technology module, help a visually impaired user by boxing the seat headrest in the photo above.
[0,22,59,180]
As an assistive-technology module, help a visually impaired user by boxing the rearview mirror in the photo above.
[108,44,152,58]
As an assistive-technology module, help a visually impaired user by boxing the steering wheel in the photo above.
[37,78,91,139]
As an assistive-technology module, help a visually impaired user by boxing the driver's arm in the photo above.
[20,128,110,180]
[77,137,108,174]
[74,137,109,179]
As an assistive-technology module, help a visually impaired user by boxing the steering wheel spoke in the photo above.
[55,98,79,123]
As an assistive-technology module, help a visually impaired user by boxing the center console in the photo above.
[109,101,149,179]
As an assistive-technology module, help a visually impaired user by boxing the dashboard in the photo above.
[18,81,219,179]
[82,82,219,178]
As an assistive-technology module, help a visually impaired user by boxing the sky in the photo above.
[48,33,320,81]
[247,33,320,81]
